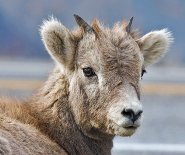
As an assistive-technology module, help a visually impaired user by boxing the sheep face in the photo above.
[41,16,172,138]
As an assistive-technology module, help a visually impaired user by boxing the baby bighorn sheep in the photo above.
[0,15,172,155]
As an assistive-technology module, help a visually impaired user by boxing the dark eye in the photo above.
[141,69,147,78]
[82,67,96,77]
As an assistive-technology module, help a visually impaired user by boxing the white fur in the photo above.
[138,29,173,66]
[108,88,142,128]
[98,74,105,89]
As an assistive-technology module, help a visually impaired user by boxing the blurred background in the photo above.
[0,0,185,155]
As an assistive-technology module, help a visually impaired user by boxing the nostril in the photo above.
[135,110,143,120]
[137,110,143,117]
[121,109,143,122]
[121,108,135,120]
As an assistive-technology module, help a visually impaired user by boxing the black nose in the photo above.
[121,108,143,123]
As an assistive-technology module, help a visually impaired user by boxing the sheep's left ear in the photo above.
[137,29,173,66]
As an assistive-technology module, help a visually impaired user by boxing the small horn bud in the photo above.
[74,14,94,33]
[126,17,134,33]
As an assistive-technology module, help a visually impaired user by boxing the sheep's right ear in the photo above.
[40,18,75,71]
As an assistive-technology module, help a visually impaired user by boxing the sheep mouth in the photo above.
[123,126,137,130]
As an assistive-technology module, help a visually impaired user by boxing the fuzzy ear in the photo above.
[137,29,173,66]
[40,17,75,70]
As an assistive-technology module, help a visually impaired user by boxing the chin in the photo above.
[109,122,138,137]
[115,127,137,136]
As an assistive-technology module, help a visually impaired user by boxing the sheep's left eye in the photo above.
[141,69,147,78]
[82,67,96,77]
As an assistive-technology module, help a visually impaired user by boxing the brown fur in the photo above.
[0,16,172,155]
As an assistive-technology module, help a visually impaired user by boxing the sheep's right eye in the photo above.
[82,67,96,77]
[141,69,147,78]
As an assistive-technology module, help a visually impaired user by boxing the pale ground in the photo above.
[0,59,185,155]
